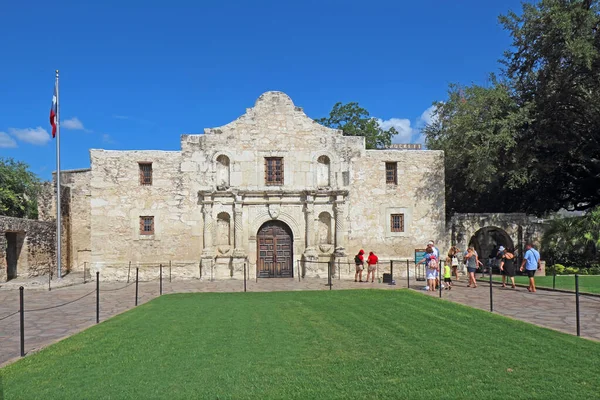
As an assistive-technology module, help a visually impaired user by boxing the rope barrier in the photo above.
[101,281,136,292]
[0,310,19,321]
[24,289,96,313]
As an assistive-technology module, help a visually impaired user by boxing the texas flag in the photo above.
[49,82,57,138]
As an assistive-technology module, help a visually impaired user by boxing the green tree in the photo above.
[0,158,41,219]
[499,0,600,212]
[423,77,526,215]
[316,102,398,149]
[425,0,600,216]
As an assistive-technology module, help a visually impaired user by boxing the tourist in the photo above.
[520,243,541,292]
[443,262,452,290]
[366,251,378,283]
[354,249,365,282]
[448,246,460,281]
[417,247,437,291]
[499,247,517,289]
[428,241,440,287]
[464,247,480,288]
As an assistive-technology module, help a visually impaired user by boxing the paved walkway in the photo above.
[1,275,599,366]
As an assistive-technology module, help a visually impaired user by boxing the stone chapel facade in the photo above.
[44,91,445,280]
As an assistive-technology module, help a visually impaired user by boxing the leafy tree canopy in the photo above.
[425,0,600,216]
[0,158,41,219]
[316,102,397,149]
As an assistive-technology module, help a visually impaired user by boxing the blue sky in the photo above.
[0,0,524,180]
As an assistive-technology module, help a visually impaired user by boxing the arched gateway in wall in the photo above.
[257,220,294,278]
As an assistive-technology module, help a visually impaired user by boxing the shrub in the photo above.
[588,266,600,275]
[553,264,566,274]
[564,267,579,275]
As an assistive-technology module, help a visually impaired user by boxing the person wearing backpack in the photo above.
[354,250,365,282]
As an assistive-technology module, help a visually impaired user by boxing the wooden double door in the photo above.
[257,221,293,278]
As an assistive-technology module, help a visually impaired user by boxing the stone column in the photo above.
[304,195,317,255]
[334,200,346,256]
[233,200,245,258]
[202,202,214,255]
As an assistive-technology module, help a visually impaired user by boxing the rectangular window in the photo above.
[390,214,404,232]
[386,162,397,185]
[139,163,152,186]
[140,216,154,235]
[265,157,284,185]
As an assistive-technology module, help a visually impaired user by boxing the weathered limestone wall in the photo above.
[37,169,92,273]
[85,92,447,280]
[89,150,202,277]
[0,216,56,282]
[62,170,92,271]
[450,213,549,262]
[347,150,446,259]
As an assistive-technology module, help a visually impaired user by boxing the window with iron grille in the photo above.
[140,216,154,235]
[139,163,153,185]
[386,162,397,185]
[390,214,404,232]
[265,157,284,185]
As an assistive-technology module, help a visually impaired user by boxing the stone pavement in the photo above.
[1,275,599,367]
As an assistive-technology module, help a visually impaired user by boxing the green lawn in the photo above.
[486,274,600,294]
[2,290,600,399]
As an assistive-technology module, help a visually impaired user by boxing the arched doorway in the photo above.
[469,226,514,271]
[257,220,294,278]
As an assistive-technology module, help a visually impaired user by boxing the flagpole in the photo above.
[55,69,62,279]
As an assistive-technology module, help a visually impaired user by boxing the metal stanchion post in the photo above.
[553,271,556,290]
[160,264,163,295]
[96,272,100,324]
[244,262,247,292]
[575,274,580,337]
[327,261,332,290]
[135,267,139,306]
[84,262,87,284]
[439,266,442,298]
[389,260,394,285]
[19,286,25,357]
[489,270,494,312]
[407,259,410,289]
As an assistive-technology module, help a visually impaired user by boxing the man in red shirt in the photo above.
[366,252,379,283]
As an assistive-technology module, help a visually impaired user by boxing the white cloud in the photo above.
[102,134,115,144]
[0,132,17,148]
[377,104,439,146]
[417,105,437,128]
[377,118,415,144]
[62,117,90,132]
[8,127,51,146]
[0,132,18,148]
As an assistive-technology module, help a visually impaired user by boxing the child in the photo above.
[443,262,452,290]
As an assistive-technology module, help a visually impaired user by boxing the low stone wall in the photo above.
[0,216,56,282]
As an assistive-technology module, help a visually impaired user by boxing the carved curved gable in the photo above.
[202,91,343,139]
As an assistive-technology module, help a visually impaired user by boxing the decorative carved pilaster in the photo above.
[202,202,214,255]
[304,194,318,257]
[233,200,245,257]
[334,200,346,256]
